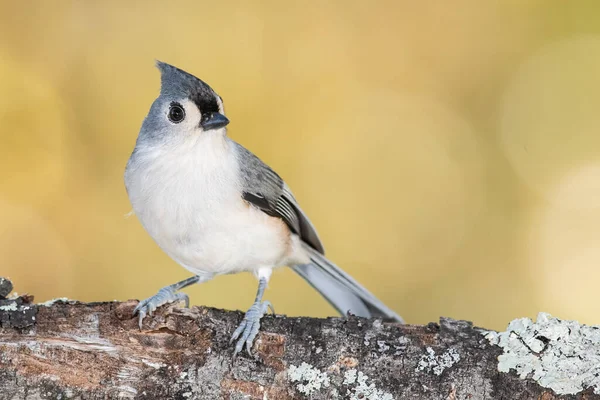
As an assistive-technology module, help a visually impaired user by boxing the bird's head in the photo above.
[138,61,229,144]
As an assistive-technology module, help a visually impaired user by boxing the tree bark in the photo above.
[0,277,596,400]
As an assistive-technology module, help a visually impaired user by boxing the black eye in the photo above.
[168,103,185,123]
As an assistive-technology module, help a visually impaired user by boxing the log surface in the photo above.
[0,283,597,399]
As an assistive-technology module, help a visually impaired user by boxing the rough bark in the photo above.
[0,277,596,400]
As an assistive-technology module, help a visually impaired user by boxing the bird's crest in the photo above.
[155,60,215,100]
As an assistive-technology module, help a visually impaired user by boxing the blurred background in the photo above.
[0,1,599,331]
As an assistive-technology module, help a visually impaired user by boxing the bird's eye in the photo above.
[168,103,185,123]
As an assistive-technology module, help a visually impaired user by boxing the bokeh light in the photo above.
[1,1,600,330]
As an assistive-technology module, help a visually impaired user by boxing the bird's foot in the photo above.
[133,286,189,329]
[230,300,275,356]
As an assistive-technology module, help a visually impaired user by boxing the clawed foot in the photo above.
[230,300,275,356]
[133,286,189,329]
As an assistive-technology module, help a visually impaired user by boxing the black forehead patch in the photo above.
[190,91,220,116]
[156,61,221,114]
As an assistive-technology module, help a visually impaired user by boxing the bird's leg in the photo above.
[230,268,274,356]
[133,274,211,329]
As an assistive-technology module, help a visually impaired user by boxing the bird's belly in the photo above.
[138,199,290,276]
[126,136,291,277]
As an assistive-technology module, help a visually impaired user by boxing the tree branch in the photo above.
[0,277,597,399]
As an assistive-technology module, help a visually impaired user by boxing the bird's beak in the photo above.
[201,112,229,130]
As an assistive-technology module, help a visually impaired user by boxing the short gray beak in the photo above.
[201,112,229,130]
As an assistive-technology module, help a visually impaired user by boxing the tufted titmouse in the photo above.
[124,61,403,355]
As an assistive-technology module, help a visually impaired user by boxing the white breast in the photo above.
[125,134,291,276]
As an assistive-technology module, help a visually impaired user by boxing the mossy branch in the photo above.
[0,277,596,400]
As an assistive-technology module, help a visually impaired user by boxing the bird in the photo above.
[124,61,404,356]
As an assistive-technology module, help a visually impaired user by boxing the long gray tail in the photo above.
[292,243,404,323]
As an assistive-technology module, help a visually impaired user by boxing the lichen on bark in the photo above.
[0,277,598,399]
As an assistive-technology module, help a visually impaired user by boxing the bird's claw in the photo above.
[230,301,274,356]
[133,286,189,329]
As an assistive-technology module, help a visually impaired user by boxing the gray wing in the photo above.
[233,141,325,254]
[232,141,404,323]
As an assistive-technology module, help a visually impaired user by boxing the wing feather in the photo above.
[234,141,324,254]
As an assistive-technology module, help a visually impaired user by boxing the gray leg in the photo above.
[230,277,275,356]
[133,275,209,329]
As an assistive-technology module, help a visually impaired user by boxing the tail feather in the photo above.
[292,264,373,317]
[292,243,404,323]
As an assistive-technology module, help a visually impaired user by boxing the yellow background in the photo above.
[1,1,599,331]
